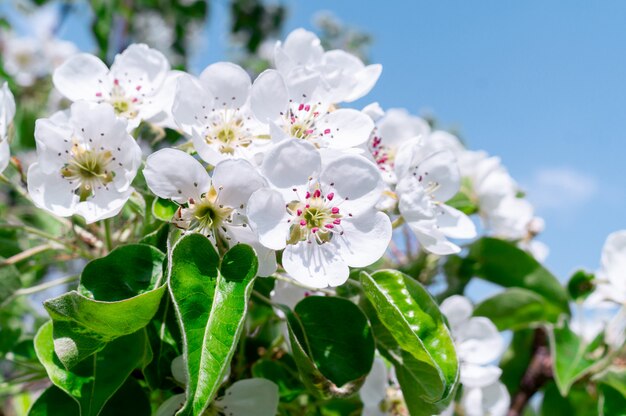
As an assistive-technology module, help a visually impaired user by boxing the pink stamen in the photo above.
[327,193,334,201]
[136,85,142,91]
[331,207,340,214]
[324,128,331,135]
[95,92,102,97]
[298,103,304,111]
[114,79,119,86]
[325,224,334,229]
[297,209,303,216]
[300,220,307,226]
[305,192,311,199]
[333,219,341,225]
[304,105,310,112]
[311,227,319,233]
[313,189,321,198]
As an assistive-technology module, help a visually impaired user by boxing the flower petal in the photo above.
[199,62,251,110]
[334,211,391,268]
[261,139,321,193]
[408,220,461,255]
[74,187,133,223]
[438,204,477,239]
[247,189,290,251]
[110,44,170,96]
[321,154,383,216]
[250,69,289,123]
[275,28,323,73]
[155,394,186,416]
[440,295,473,331]
[53,53,110,102]
[216,379,279,416]
[0,139,9,173]
[359,357,388,407]
[144,148,210,203]
[282,241,349,288]
[172,74,213,136]
[317,108,374,149]
[456,317,503,365]
[27,163,77,218]
[212,158,267,209]
[460,363,502,388]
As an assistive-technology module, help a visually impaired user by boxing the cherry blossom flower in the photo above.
[274,28,382,104]
[2,35,48,86]
[53,43,171,130]
[171,63,267,165]
[247,139,391,287]
[0,82,16,173]
[440,295,510,416]
[394,138,476,255]
[143,148,276,276]
[27,102,141,223]
[250,68,374,151]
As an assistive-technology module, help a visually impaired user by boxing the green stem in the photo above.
[104,218,114,252]
[11,274,79,297]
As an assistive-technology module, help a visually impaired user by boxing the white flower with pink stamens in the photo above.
[0,82,16,174]
[247,139,391,288]
[171,63,268,165]
[143,148,276,276]
[250,69,374,151]
[52,43,170,130]
[395,137,476,255]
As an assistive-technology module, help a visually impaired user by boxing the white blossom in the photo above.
[27,102,141,223]
[247,139,391,287]
[274,28,382,104]
[143,148,276,276]
[0,82,16,173]
[53,43,171,130]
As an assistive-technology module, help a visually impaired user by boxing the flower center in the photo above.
[286,186,344,245]
[109,82,139,119]
[175,187,234,235]
[204,112,252,155]
[370,135,396,172]
[283,102,331,144]
[60,140,114,202]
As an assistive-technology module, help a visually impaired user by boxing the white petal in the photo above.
[598,230,626,295]
[250,69,289,123]
[456,317,504,365]
[462,382,510,416]
[408,220,461,255]
[0,139,9,173]
[413,150,460,202]
[605,306,626,349]
[53,53,110,102]
[377,108,431,148]
[344,63,382,102]
[212,159,266,209]
[144,70,185,129]
[261,139,321,192]
[317,109,374,149]
[225,226,277,277]
[275,29,323,73]
[359,357,388,406]
[172,74,213,135]
[284,66,322,103]
[335,211,391,268]
[460,363,502,388]
[282,241,349,288]
[170,355,187,384]
[217,379,279,416]
[438,204,477,239]
[362,102,384,121]
[110,43,170,97]
[69,101,130,149]
[155,394,186,416]
[144,149,210,203]
[74,187,133,223]
[247,189,290,251]
[320,154,383,216]
[440,295,473,331]
[27,163,77,218]
[199,62,251,110]
[34,116,73,174]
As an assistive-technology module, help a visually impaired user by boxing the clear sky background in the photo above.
[5,1,626,285]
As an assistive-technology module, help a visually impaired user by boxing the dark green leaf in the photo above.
[550,321,598,396]
[567,270,595,302]
[474,288,563,330]
[34,321,152,416]
[0,261,21,305]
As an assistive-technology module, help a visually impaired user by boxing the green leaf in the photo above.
[152,197,179,222]
[541,382,598,416]
[550,320,598,396]
[597,368,626,416]
[285,296,375,399]
[43,244,166,368]
[360,270,458,413]
[29,378,151,416]
[252,357,305,401]
[499,329,534,395]
[474,287,563,330]
[567,270,595,301]
[169,234,258,415]
[34,321,152,416]
[468,238,570,314]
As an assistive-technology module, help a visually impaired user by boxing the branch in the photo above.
[508,328,553,416]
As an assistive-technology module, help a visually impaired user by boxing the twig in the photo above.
[1,243,58,265]
[12,275,79,297]
[508,328,553,416]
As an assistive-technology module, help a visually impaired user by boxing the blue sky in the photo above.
[6,1,626,285]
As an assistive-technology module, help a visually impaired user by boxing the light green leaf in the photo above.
[168,234,258,415]
[468,238,570,315]
[474,287,563,330]
[34,321,152,416]
[152,197,179,222]
[360,270,458,414]
[550,321,599,396]
[0,261,20,305]
[285,296,375,399]
[43,244,166,368]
